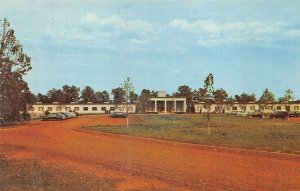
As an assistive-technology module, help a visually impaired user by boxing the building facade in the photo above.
[28,89,300,118]
[146,91,187,113]
[194,101,300,114]
[28,102,137,118]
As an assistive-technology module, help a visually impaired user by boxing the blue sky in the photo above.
[1,0,300,99]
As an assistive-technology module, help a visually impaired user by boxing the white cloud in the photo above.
[43,13,161,47]
[80,13,161,44]
[171,70,181,74]
[169,19,294,46]
[285,29,300,37]
[82,13,98,23]
[129,38,149,45]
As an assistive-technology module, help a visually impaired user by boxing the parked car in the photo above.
[0,118,4,126]
[227,111,239,116]
[56,113,68,120]
[270,111,289,119]
[73,111,80,116]
[68,112,77,118]
[41,113,64,121]
[250,111,263,118]
[58,112,75,119]
[289,111,300,117]
[110,112,127,118]
[236,111,251,117]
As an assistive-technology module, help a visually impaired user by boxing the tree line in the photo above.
[31,82,296,112]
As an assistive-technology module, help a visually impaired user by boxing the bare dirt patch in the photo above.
[0,115,300,191]
[290,117,300,122]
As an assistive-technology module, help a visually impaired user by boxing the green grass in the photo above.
[0,154,118,191]
[84,114,300,154]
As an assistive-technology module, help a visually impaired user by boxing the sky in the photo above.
[1,0,300,99]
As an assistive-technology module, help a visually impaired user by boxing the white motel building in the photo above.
[194,101,300,114]
[28,91,187,118]
[28,102,137,118]
[28,91,300,117]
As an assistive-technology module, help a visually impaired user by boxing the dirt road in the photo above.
[0,115,300,190]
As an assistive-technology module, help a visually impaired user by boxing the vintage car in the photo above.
[269,111,289,119]
[249,111,264,118]
[110,112,127,118]
[289,111,300,117]
[41,113,65,121]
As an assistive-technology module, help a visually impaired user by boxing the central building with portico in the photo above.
[147,91,187,113]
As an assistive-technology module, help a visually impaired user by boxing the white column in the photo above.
[164,100,167,113]
[154,100,157,112]
[183,100,186,113]
[174,100,177,112]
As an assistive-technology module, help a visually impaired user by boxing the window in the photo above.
[110,107,115,111]
[29,107,34,111]
[65,107,70,111]
[277,106,281,110]
[267,106,273,110]
[232,106,237,111]
[101,107,106,111]
[128,107,133,111]
[92,107,97,111]
[294,106,299,111]
[83,107,88,111]
[118,107,124,111]
[74,107,79,111]
[47,107,52,111]
[38,107,44,111]
[250,106,255,111]
[56,107,61,111]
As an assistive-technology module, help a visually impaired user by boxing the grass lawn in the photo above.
[84,114,300,154]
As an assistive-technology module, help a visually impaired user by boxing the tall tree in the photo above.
[129,92,138,103]
[192,88,207,103]
[121,77,135,127]
[258,88,276,112]
[80,86,96,103]
[47,88,65,103]
[278,89,294,112]
[213,88,228,113]
[94,90,110,103]
[62,85,80,103]
[137,89,152,113]
[175,85,193,113]
[36,93,50,103]
[111,87,125,104]
[235,92,256,111]
[202,73,214,135]
[0,18,32,121]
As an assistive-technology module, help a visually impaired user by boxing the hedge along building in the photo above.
[146,91,187,113]
[194,101,300,114]
[28,102,137,118]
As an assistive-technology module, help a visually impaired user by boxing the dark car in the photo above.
[270,111,289,119]
[0,118,4,126]
[41,113,64,121]
[110,112,127,118]
[250,111,263,118]
[288,111,300,117]
[73,111,80,116]
[57,112,74,119]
